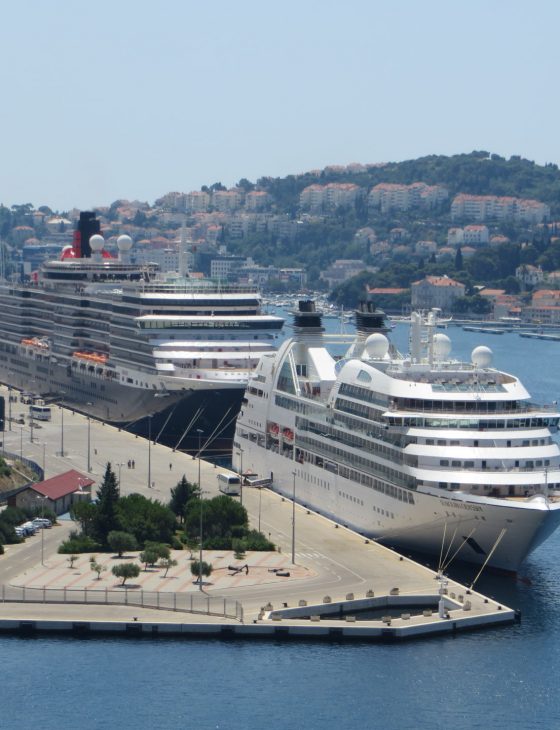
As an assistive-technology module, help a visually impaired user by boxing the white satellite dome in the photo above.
[89,234,105,252]
[364,333,389,360]
[433,333,452,360]
[471,345,493,368]
[117,234,133,251]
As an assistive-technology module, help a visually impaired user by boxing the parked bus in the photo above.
[29,403,52,421]
[217,473,241,496]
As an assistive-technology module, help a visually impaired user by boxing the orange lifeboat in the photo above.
[283,428,294,443]
[73,351,108,364]
[268,423,280,437]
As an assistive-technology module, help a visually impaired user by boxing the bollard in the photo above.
[323,596,331,604]
[366,589,374,598]
[298,599,307,607]
[345,593,354,601]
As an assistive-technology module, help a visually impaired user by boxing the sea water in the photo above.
[2,324,560,730]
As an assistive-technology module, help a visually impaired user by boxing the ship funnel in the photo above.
[354,299,390,341]
[73,211,101,258]
[292,300,324,341]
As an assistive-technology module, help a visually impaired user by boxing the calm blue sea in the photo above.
[2,322,560,730]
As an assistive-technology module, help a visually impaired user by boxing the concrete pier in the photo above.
[0,385,516,641]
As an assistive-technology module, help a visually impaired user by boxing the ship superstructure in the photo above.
[0,212,284,452]
[233,301,560,571]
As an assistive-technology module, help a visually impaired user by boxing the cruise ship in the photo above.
[233,301,560,572]
[0,212,284,453]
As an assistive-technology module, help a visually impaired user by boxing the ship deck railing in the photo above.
[386,402,558,416]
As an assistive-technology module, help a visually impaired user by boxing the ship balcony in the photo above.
[386,402,559,416]
[417,462,559,474]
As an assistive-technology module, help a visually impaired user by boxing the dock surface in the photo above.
[0,386,515,640]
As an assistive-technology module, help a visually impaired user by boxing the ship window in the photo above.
[440,460,449,466]
[357,369,372,384]
[276,361,296,395]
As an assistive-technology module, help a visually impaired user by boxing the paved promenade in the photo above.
[0,386,514,637]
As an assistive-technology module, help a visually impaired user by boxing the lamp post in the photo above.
[87,415,91,472]
[291,471,296,565]
[7,384,12,431]
[238,447,244,507]
[258,485,262,533]
[147,415,152,489]
[29,405,34,443]
[197,428,204,591]
[19,426,23,461]
[116,462,124,487]
[59,405,65,457]
[37,495,47,566]
[42,442,46,478]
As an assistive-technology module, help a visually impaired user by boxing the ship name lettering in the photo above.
[440,500,483,512]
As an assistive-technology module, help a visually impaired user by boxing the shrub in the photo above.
[232,538,246,560]
[0,507,27,527]
[58,535,101,554]
[244,530,276,551]
[171,535,184,550]
[107,530,137,557]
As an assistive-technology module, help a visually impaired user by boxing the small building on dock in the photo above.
[9,469,94,516]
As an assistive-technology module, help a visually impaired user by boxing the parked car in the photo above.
[21,522,37,536]
[32,518,52,529]
[14,526,25,538]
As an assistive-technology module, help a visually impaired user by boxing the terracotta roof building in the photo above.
[411,275,466,313]
[10,469,94,516]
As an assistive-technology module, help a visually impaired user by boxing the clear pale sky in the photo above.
[1,0,558,211]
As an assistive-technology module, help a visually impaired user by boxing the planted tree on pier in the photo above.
[169,475,200,523]
[94,463,121,545]
[158,557,178,577]
[112,562,140,586]
[107,530,137,558]
[116,493,176,546]
[190,560,212,581]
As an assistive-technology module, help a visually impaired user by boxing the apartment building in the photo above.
[451,194,550,224]
[368,182,448,213]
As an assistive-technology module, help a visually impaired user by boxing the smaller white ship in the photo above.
[234,301,560,572]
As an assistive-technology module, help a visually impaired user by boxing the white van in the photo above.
[217,473,241,496]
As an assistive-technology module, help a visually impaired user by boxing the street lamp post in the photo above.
[7,385,12,431]
[42,442,46,477]
[19,426,23,461]
[87,416,91,472]
[238,448,244,507]
[117,462,124,487]
[59,405,65,457]
[29,406,34,443]
[37,495,47,566]
[291,471,296,565]
[197,428,204,591]
[258,486,262,533]
[147,415,152,489]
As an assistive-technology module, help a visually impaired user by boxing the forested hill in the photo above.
[256,151,560,213]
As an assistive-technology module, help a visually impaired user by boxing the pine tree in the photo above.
[169,475,200,524]
[95,463,121,545]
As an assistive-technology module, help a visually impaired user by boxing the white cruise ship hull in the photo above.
[237,446,560,573]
